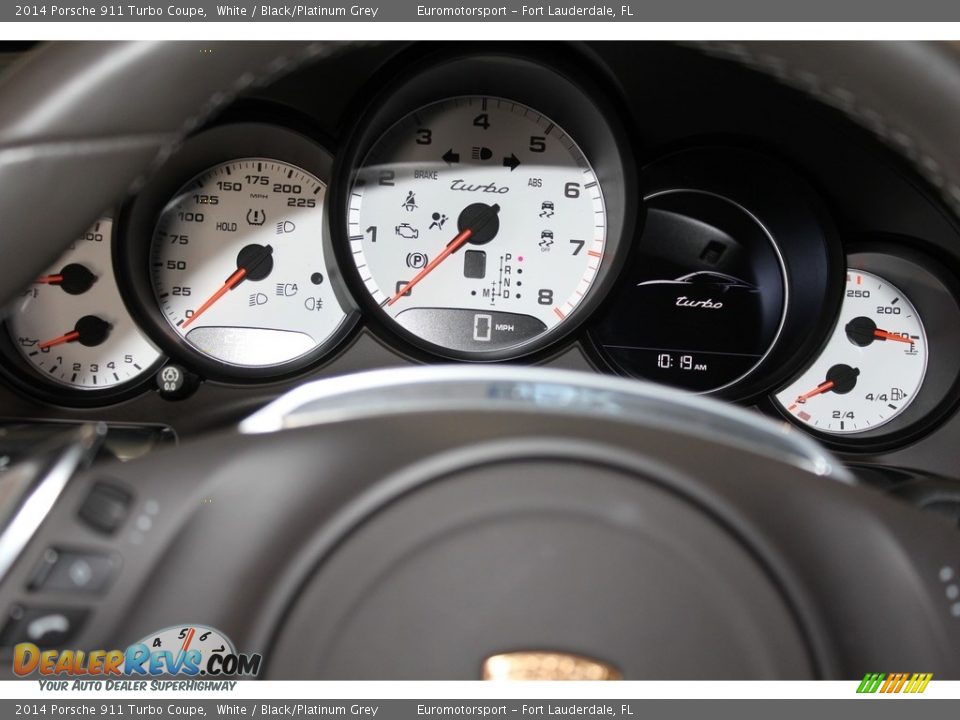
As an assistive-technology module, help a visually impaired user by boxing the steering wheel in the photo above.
[0,41,958,679]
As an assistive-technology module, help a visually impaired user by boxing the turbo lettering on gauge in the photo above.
[345,95,609,359]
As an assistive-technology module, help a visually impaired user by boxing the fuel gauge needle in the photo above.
[787,364,860,411]
[787,380,835,412]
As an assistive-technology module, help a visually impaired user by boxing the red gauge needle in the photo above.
[388,228,473,306]
[387,203,501,307]
[182,267,247,329]
[787,380,835,412]
[874,329,915,344]
[33,264,97,295]
[182,244,274,329]
[38,330,80,350]
[36,315,112,350]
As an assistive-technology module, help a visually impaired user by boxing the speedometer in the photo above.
[151,158,348,370]
[343,95,612,359]
[117,123,356,381]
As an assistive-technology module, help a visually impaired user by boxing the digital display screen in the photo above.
[591,191,785,393]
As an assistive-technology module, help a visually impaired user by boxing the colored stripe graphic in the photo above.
[857,672,932,694]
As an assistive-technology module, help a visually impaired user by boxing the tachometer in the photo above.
[4,216,162,401]
[344,96,608,358]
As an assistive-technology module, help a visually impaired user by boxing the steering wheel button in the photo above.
[29,548,119,594]
[78,482,132,535]
[0,605,89,649]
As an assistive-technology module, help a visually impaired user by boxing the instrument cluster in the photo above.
[2,48,960,453]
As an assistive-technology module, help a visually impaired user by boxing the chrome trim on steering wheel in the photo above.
[240,366,852,483]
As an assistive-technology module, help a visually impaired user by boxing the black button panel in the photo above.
[78,482,132,534]
[29,548,119,594]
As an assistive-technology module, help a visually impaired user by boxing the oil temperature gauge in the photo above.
[4,217,163,401]
[775,269,927,434]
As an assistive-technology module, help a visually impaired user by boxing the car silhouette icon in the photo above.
[637,270,758,292]
[395,223,419,239]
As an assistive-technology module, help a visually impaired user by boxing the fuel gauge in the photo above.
[774,269,927,434]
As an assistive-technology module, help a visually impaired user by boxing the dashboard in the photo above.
[2,41,960,489]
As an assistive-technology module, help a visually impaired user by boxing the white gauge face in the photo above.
[152,159,348,368]
[348,96,606,356]
[775,269,928,434]
[8,218,162,391]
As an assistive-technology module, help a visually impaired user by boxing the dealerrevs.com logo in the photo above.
[13,624,261,686]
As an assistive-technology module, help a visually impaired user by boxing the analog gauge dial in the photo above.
[775,269,927,434]
[6,217,162,393]
[345,96,607,358]
[151,158,349,370]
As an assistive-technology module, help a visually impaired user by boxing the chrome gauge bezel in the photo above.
[767,241,960,450]
[0,214,166,408]
[329,52,637,362]
[116,122,360,383]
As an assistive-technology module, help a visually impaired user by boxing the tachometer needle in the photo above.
[387,203,500,307]
[35,274,64,285]
[182,244,274,329]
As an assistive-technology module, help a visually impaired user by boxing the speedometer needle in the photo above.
[387,203,500,306]
[182,267,247,329]
[182,244,274,329]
